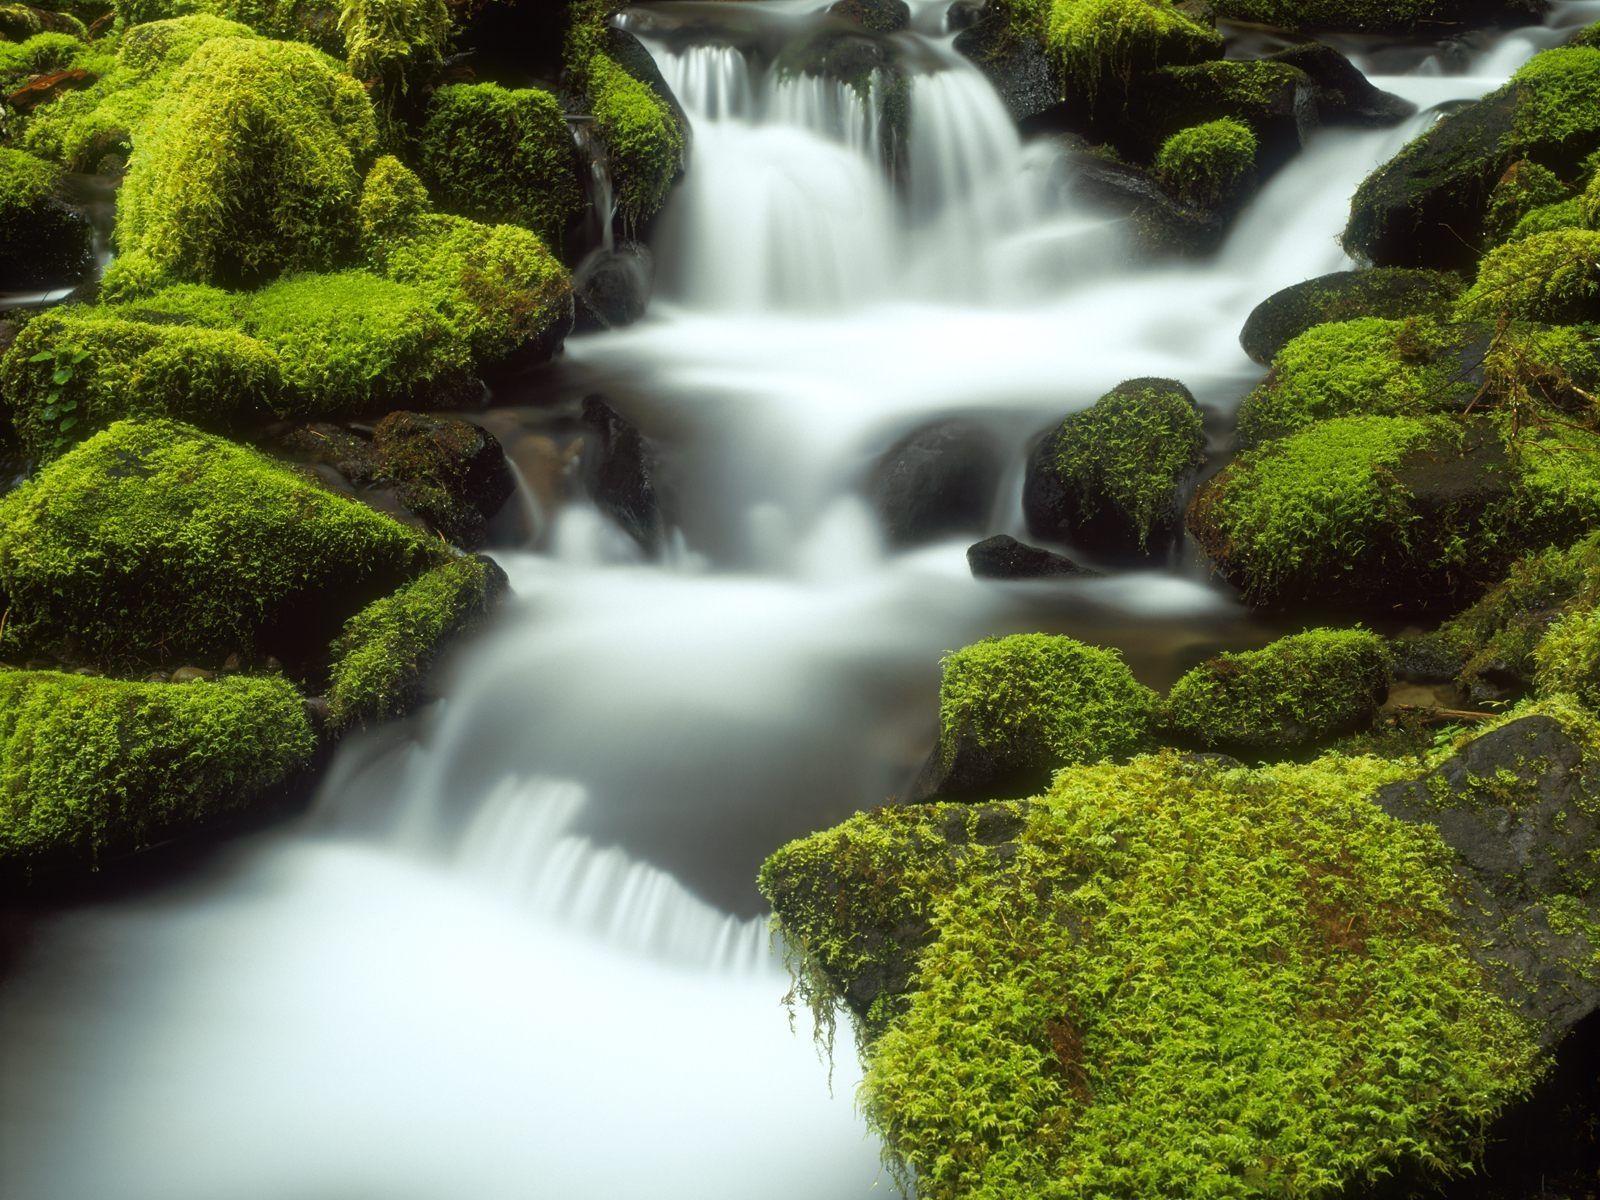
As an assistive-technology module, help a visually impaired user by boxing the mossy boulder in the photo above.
[114,35,378,288]
[0,146,93,289]
[0,30,90,92]
[763,744,1547,1200]
[1023,377,1205,557]
[913,633,1155,801]
[1458,228,1600,324]
[1044,0,1222,111]
[359,155,572,364]
[0,419,443,673]
[369,411,514,547]
[327,553,507,727]
[21,14,259,172]
[1484,159,1572,244]
[418,83,584,247]
[1534,602,1600,709]
[1235,317,1488,445]
[0,670,315,883]
[1122,58,1315,169]
[112,0,342,52]
[584,52,685,226]
[1346,47,1600,270]
[1239,267,1463,365]
[1188,415,1600,612]
[1153,117,1255,209]
[1211,0,1540,33]
[1164,628,1392,755]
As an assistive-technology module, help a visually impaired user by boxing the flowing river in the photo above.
[5,2,1600,1197]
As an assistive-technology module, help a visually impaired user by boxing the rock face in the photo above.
[1266,43,1415,126]
[371,412,515,550]
[573,243,653,331]
[1238,268,1464,365]
[1377,714,1600,1044]
[868,419,1002,548]
[828,0,910,34]
[581,394,664,553]
[1061,137,1229,255]
[954,8,1062,123]
[1024,379,1205,558]
[966,534,1093,579]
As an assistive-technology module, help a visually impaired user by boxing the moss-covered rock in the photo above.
[111,0,342,51]
[1044,0,1221,108]
[1023,377,1205,556]
[1239,267,1463,365]
[0,306,280,460]
[584,52,684,226]
[1457,228,1600,323]
[0,30,87,90]
[1124,58,1314,167]
[114,35,377,288]
[1188,415,1600,611]
[359,155,572,364]
[0,419,443,672]
[418,82,583,247]
[1262,42,1414,127]
[763,746,1544,1200]
[1484,159,1572,244]
[22,14,259,172]
[0,669,315,882]
[1211,0,1540,33]
[1235,317,1487,445]
[369,410,513,547]
[0,146,93,289]
[1152,116,1255,208]
[1346,46,1600,269]
[326,552,507,726]
[916,633,1155,801]
[1534,602,1600,709]
[1164,628,1392,755]
[338,0,452,129]
[0,2,85,39]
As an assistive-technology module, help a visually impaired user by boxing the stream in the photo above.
[5,2,1600,1197]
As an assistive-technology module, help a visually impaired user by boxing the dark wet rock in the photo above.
[867,419,1002,547]
[371,412,515,550]
[1376,715,1600,1045]
[966,534,1094,579]
[0,191,93,293]
[581,394,664,553]
[829,0,910,34]
[1239,267,1465,364]
[953,8,1062,123]
[1266,43,1416,127]
[947,0,984,31]
[574,242,653,332]
[1057,135,1227,256]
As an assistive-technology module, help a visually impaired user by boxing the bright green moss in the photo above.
[1044,0,1220,101]
[1238,268,1465,366]
[418,83,583,246]
[112,0,342,51]
[1458,228,1600,323]
[1153,117,1255,207]
[107,280,248,327]
[240,270,470,415]
[586,52,683,225]
[1535,604,1600,709]
[338,0,451,127]
[1236,317,1480,445]
[0,144,56,213]
[0,307,281,460]
[0,670,315,878]
[360,156,571,363]
[0,419,441,671]
[937,634,1155,782]
[23,14,259,171]
[0,31,85,89]
[1164,628,1392,755]
[765,749,1541,1200]
[1508,47,1600,153]
[1034,378,1205,552]
[327,554,503,726]
[115,35,377,288]
[1190,414,1433,605]
[1510,196,1586,240]
[1485,160,1570,244]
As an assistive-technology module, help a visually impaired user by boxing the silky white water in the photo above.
[5,3,1598,1197]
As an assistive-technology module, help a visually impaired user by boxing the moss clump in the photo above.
[764,749,1540,1200]
[585,52,683,226]
[1534,603,1600,708]
[1510,195,1587,239]
[0,307,281,460]
[418,83,583,246]
[1457,228,1600,323]
[114,35,377,288]
[359,155,571,363]
[1236,317,1483,445]
[0,670,315,879]
[1044,0,1220,103]
[936,634,1155,794]
[0,419,442,672]
[1153,117,1254,207]
[1164,628,1392,755]
[0,30,86,89]
[1024,378,1205,554]
[239,270,470,415]
[111,0,342,50]
[338,0,451,128]
[1485,159,1571,243]
[23,14,259,172]
[0,145,92,288]
[327,553,505,726]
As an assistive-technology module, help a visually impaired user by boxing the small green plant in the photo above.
[24,345,89,458]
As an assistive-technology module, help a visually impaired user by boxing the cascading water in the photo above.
[7,3,1600,1198]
